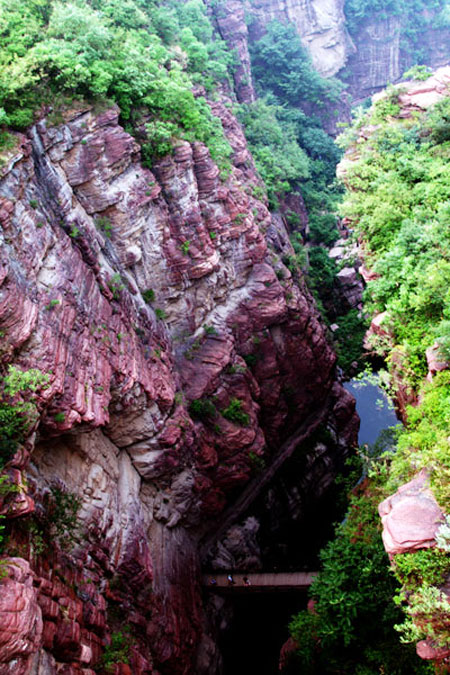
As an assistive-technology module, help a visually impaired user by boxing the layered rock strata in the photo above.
[0,98,357,674]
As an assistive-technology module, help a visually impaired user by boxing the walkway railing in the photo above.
[202,571,318,592]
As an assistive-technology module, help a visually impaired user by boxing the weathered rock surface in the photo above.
[207,516,262,571]
[335,266,363,311]
[341,15,450,100]
[342,15,402,100]
[209,0,256,103]
[378,470,444,556]
[243,0,354,78]
[0,559,42,674]
[0,97,357,673]
[209,1,449,107]
[416,640,450,662]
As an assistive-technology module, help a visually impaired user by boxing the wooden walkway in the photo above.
[202,571,317,593]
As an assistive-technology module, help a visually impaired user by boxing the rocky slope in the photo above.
[0,95,357,674]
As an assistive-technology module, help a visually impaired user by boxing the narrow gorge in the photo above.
[0,1,449,674]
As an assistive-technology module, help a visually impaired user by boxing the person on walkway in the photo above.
[227,574,235,585]
[243,576,251,586]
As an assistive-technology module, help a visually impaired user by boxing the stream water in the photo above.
[344,373,400,446]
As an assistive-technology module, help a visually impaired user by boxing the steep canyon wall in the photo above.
[0,97,357,674]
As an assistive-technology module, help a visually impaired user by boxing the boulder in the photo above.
[378,470,444,555]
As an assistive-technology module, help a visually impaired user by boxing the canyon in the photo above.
[0,1,449,673]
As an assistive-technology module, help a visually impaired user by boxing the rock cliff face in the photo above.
[208,0,354,86]
[208,0,449,105]
[247,0,354,77]
[0,97,357,674]
[342,17,450,101]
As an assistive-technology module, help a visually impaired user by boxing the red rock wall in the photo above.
[0,99,355,674]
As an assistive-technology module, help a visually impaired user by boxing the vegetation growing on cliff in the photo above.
[289,454,431,674]
[0,366,48,468]
[0,0,234,166]
[242,21,343,214]
[292,84,450,670]
[339,91,450,505]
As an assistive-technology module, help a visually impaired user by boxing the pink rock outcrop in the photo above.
[0,559,42,674]
[378,470,444,556]
[416,640,450,662]
[396,67,450,114]
[426,343,449,382]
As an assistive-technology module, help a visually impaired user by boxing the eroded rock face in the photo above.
[342,15,402,100]
[0,99,356,673]
[208,1,449,110]
[0,559,42,674]
[208,0,256,103]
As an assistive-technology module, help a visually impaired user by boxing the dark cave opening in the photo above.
[220,591,307,675]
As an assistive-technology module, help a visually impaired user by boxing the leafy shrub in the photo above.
[249,21,342,107]
[203,324,217,336]
[394,548,450,590]
[43,486,81,551]
[436,515,450,552]
[189,397,216,421]
[0,366,48,468]
[333,309,368,373]
[44,298,60,310]
[95,216,113,239]
[180,240,190,255]
[289,476,432,673]
[108,273,125,300]
[221,398,249,426]
[97,628,131,672]
[142,288,155,303]
[403,64,433,81]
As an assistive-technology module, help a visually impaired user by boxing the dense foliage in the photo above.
[309,84,450,660]
[339,90,450,504]
[0,367,47,557]
[249,21,342,109]
[289,453,431,674]
[242,21,343,211]
[0,0,234,167]
[0,366,48,468]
